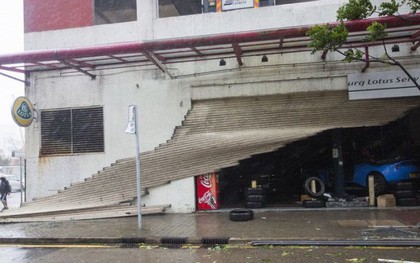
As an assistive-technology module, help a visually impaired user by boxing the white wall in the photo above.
[25,0,347,50]
[25,67,191,200]
[24,22,140,50]
[142,177,196,213]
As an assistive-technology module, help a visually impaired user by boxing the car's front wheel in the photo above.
[366,172,388,195]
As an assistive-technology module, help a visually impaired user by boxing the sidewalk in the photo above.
[0,207,419,246]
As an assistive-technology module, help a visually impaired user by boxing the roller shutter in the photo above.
[138,90,420,190]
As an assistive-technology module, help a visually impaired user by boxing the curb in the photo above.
[0,237,419,247]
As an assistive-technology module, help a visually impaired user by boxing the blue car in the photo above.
[352,159,420,194]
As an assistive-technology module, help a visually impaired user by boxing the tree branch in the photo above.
[337,45,420,91]
[382,42,420,91]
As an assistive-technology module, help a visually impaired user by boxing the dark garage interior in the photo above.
[218,108,420,209]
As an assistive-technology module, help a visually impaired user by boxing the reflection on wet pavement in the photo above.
[358,227,418,240]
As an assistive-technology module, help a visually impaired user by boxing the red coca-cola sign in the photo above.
[196,173,219,210]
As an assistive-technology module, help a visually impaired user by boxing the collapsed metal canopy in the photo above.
[0,13,420,80]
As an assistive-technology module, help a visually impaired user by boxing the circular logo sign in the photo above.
[11,97,34,127]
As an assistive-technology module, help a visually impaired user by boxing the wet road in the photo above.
[1,193,419,262]
[0,245,419,263]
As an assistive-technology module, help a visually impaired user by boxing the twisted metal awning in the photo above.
[0,13,420,81]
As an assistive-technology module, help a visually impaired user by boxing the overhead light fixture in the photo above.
[392,44,400,52]
[261,55,268,63]
[219,59,226,66]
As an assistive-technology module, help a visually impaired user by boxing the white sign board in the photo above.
[348,69,420,100]
[222,0,254,11]
[125,105,136,134]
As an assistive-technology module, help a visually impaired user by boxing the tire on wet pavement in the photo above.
[229,209,254,221]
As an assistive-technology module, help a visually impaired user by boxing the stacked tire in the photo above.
[302,177,326,208]
[395,182,418,206]
[245,188,265,209]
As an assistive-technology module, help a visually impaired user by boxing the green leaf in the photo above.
[307,23,348,53]
[378,0,400,16]
[365,21,387,41]
[337,0,376,21]
[403,0,420,13]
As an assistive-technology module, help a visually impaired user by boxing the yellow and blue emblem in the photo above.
[11,96,34,127]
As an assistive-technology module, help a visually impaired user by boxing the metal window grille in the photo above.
[40,107,104,155]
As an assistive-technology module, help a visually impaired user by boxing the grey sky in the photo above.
[0,1,25,152]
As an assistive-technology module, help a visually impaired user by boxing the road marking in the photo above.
[0,244,117,248]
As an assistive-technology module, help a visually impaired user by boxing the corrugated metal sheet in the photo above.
[140,90,420,187]
[8,90,420,216]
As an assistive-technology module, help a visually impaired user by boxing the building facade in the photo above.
[0,0,419,213]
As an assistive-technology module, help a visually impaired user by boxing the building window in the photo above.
[158,0,319,18]
[40,107,104,155]
[159,0,203,18]
[94,0,137,25]
[274,0,318,5]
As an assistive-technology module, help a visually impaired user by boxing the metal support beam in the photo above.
[232,43,243,66]
[191,46,204,56]
[278,38,284,49]
[411,30,420,38]
[0,65,26,74]
[332,129,345,196]
[0,71,29,85]
[66,58,96,68]
[143,51,174,79]
[58,59,96,80]
[109,55,128,62]
[411,41,420,51]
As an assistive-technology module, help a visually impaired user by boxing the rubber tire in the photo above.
[396,182,417,191]
[367,172,388,195]
[396,197,417,206]
[395,190,416,198]
[245,201,264,209]
[229,209,254,221]
[304,177,325,198]
[302,200,326,208]
[246,195,265,202]
[246,188,265,195]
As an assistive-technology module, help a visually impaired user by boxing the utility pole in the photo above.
[125,105,142,231]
